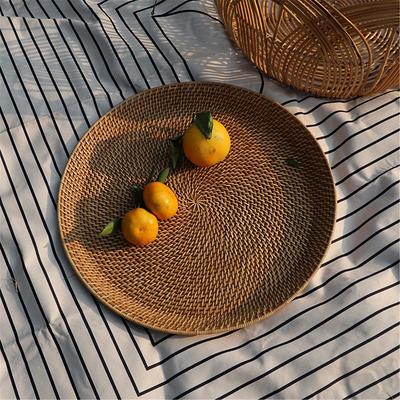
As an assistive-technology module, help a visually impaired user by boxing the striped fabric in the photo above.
[0,0,399,398]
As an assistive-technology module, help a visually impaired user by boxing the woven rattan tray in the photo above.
[58,82,336,335]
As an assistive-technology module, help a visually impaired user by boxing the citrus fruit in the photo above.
[143,181,178,220]
[121,208,158,246]
[182,112,230,167]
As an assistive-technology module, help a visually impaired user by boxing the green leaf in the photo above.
[132,185,143,205]
[99,218,122,237]
[146,167,157,183]
[171,135,183,144]
[132,185,142,194]
[193,111,213,139]
[157,167,170,183]
[285,158,302,169]
[169,139,184,169]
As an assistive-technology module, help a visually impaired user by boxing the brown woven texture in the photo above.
[216,0,400,98]
[58,82,336,334]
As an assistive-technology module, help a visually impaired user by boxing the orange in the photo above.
[143,182,178,220]
[121,208,158,246]
[182,118,230,167]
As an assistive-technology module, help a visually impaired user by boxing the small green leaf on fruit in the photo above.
[132,185,143,205]
[194,111,213,139]
[99,218,121,237]
[285,158,302,169]
[157,167,170,183]
[169,139,184,169]
[171,135,183,144]
[146,167,157,183]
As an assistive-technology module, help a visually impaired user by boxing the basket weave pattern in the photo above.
[216,0,399,98]
[58,83,335,334]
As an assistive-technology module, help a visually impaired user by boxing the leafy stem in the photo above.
[193,111,213,139]
[99,218,122,237]
[169,137,184,169]
[157,167,170,183]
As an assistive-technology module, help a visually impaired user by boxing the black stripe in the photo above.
[257,69,265,94]
[57,19,114,109]
[0,114,117,395]
[262,323,400,399]
[123,321,149,367]
[53,0,126,99]
[281,95,313,106]
[0,156,92,398]
[144,330,235,369]
[152,333,174,346]
[304,346,400,399]
[155,9,222,23]
[0,338,20,399]
[146,0,209,82]
[43,3,114,109]
[126,320,234,372]
[337,181,399,221]
[1,150,123,398]
[0,91,141,394]
[335,147,400,186]
[337,164,400,203]
[0,71,57,206]
[72,0,137,94]
[174,279,399,399]
[4,10,81,145]
[388,392,400,399]
[219,301,400,399]
[296,239,399,299]
[93,301,139,395]
[144,328,157,346]
[325,113,399,155]
[97,1,155,88]
[22,0,101,117]
[343,368,400,399]
[0,289,40,398]
[153,0,195,16]
[141,264,398,394]
[1,124,125,398]
[132,327,229,375]
[321,220,399,268]
[298,90,398,119]
[0,28,66,174]
[1,87,129,397]
[10,2,91,133]
[33,18,91,129]
[113,2,165,87]
[29,0,114,108]
[144,329,173,346]
[316,97,399,140]
[16,10,85,137]
[294,90,398,116]
[0,243,61,398]
[151,16,195,81]
[331,128,399,169]
[332,199,399,244]
[133,9,180,82]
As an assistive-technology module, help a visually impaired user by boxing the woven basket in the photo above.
[216,0,399,98]
[58,82,336,334]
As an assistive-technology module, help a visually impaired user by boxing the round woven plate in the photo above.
[58,82,336,335]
